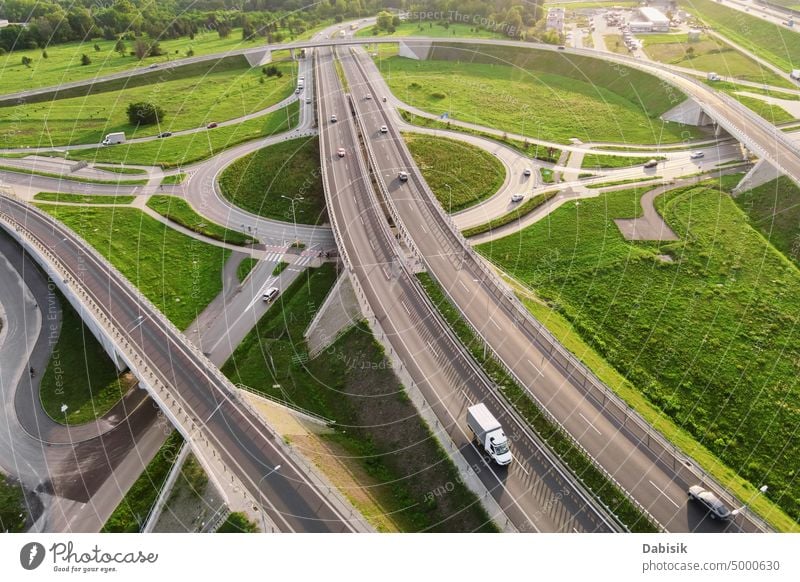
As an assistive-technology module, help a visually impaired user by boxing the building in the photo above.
[545,8,565,35]
[630,7,671,33]
[687,28,702,42]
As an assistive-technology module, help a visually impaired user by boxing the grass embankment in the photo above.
[0,475,26,533]
[0,28,260,95]
[682,0,800,72]
[462,191,558,238]
[218,136,325,224]
[478,178,800,529]
[94,165,147,175]
[0,163,146,185]
[237,257,259,282]
[734,176,800,268]
[33,192,135,204]
[217,512,259,533]
[641,32,791,87]
[0,60,296,148]
[36,205,229,329]
[222,264,495,532]
[145,196,254,246]
[399,109,561,162]
[379,45,705,144]
[415,273,658,532]
[732,94,795,124]
[272,261,289,276]
[581,153,664,169]
[585,177,662,189]
[102,431,184,532]
[161,173,187,185]
[67,100,299,168]
[39,288,129,425]
[403,133,505,212]
[357,21,505,39]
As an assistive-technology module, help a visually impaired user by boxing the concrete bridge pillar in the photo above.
[732,159,780,195]
[398,40,432,60]
[245,48,272,67]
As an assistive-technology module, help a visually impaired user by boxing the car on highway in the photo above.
[557,45,566,50]
[398,171,409,182]
[511,194,525,203]
[337,147,346,157]
[523,168,532,177]
[690,151,705,159]
[687,485,732,521]
[262,287,279,302]
[306,97,312,104]
[148,63,158,69]
[207,122,218,129]
[379,125,388,134]
[382,96,387,102]
[643,159,658,168]
[158,132,173,138]
[330,114,337,123]
[298,76,305,82]
[365,93,372,100]
[295,87,301,94]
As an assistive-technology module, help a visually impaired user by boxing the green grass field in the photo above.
[732,94,796,123]
[0,475,26,533]
[94,165,147,175]
[0,163,146,185]
[682,0,800,72]
[581,153,663,169]
[39,289,128,424]
[462,190,558,238]
[0,60,295,148]
[403,133,505,212]
[357,21,505,39]
[102,431,184,532]
[735,176,800,268]
[67,100,299,168]
[217,512,259,533]
[145,195,254,246]
[237,257,259,282]
[218,136,325,224]
[642,32,790,87]
[221,264,494,532]
[33,192,135,204]
[36,205,229,329]
[478,180,800,524]
[161,173,187,185]
[378,47,705,144]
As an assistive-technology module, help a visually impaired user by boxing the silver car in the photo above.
[688,485,732,521]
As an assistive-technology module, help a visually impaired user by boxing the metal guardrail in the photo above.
[347,48,774,533]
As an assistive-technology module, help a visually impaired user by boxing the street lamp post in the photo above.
[444,183,452,213]
[257,465,282,533]
[281,195,304,243]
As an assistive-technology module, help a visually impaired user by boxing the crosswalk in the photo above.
[260,251,316,267]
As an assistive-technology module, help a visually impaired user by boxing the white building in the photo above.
[631,7,670,33]
[546,8,565,35]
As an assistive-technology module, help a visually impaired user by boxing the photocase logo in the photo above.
[20,542,46,570]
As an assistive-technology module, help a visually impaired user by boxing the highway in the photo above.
[339,46,767,533]
[316,46,620,533]
[0,196,363,533]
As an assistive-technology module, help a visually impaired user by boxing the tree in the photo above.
[94,43,101,52]
[376,10,393,31]
[186,47,194,57]
[80,53,91,66]
[21,55,32,67]
[217,22,231,39]
[133,39,148,59]
[126,102,164,126]
[41,49,48,59]
[114,39,126,57]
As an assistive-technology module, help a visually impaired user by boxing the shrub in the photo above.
[126,102,164,126]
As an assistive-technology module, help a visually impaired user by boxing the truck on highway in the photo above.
[791,70,800,81]
[338,29,346,38]
[467,403,513,466]
[707,72,721,81]
[101,132,125,146]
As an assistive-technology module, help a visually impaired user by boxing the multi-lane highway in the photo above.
[0,195,364,533]
[338,46,768,533]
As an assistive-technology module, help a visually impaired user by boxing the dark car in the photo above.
[688,486,732,521]
[207,122,218,129]
[158,132,173,138]
[643,159,658,169]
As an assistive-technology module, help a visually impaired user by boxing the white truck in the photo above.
[707,72,721,81]
[102,132,125,146]
[791,70,800,81]
[467,403,513,466]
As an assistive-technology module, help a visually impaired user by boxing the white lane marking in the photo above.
[517,463,530,476]
[649,480,679,508]
[489,317,502,331]
[359,216,364,225]
[401,300,411,315]
[578,412,602,436]
[460,389,474,406]
[458,280,470,293]
[527,359,543,376]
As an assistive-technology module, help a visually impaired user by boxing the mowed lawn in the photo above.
[0,60,295,147]
[735,176,800,267]
[218,136,325,224]
[67,100,299,168]
[0,27,282,95]
[642,33,790,87]
[683,0,800,72]
[36,205,229,329]
[478,182,800,521]
[357,21,505,39]
[403,133,506,212]
[377,53,704,144]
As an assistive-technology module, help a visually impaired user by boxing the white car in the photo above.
[511,194,525,203]
[337,147,346,158]
[379,125,388,133]
[365,93,372,100]
[262,287,279,302]
[688,485,732,521]
[305,97,311,104]
[690,151,705,159]
[330,114,337,123]
[398,171,408,182]
[523,168,532,177]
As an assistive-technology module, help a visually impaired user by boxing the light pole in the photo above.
[444,183,452,212]
[732,484,768,518]
[281,195,304,243]
[257,464,282,533]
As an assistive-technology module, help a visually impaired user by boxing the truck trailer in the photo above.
[467,403,513,465]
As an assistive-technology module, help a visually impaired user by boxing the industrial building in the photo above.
[628,6,670,33]
[546,8,565,35]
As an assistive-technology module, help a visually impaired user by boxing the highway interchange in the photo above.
[0,13,793,533]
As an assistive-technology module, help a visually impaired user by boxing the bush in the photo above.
[126,101,164,126]
[430,91,447,99]
[21,55,32,67]
[80,54,91,66]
